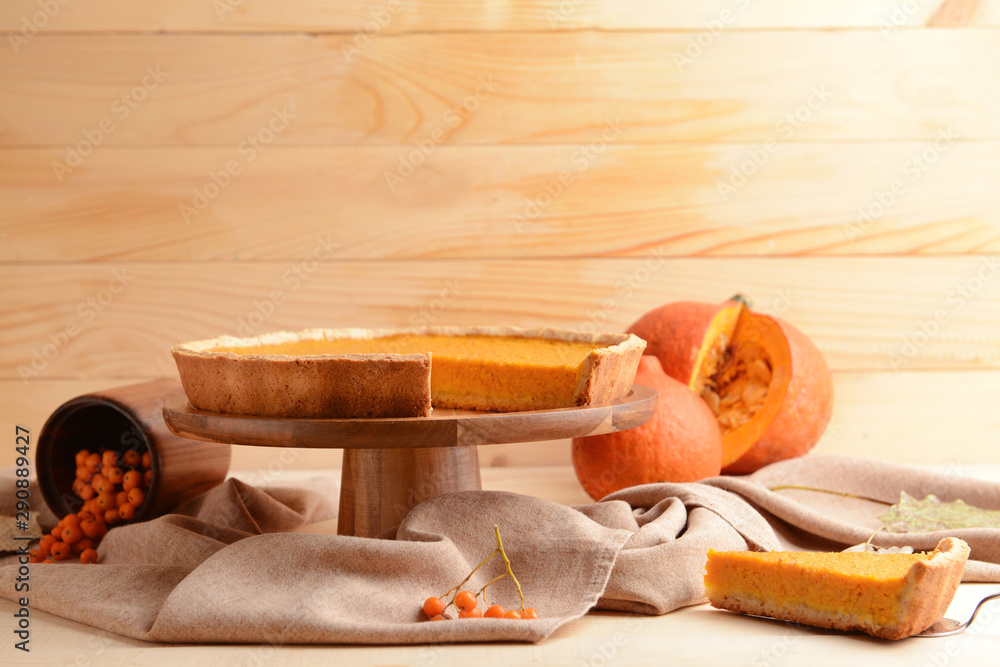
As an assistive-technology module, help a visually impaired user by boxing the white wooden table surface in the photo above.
[4,465,1000,666]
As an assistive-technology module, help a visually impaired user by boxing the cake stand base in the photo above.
[338,446,481,537]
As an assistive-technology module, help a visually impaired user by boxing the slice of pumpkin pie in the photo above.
[704,537,970,640]
[172,326,645,418]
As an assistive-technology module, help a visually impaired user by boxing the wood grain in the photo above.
[0,0,997,655]
[4,31,1000,147]
[337,446,481,536]
[2,0,997,32]
[2,141,998,261]
[3,258,1000,380]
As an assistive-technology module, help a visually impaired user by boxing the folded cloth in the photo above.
[0,468,58,529]
[1,477,771,644]
[702,455,1000,582]
[2,455,999,645]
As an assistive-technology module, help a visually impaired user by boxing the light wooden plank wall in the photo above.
[1,1,998,31]
[2,0,998,469]
[4,32,1000,146]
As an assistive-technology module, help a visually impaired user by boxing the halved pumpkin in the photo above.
[627,295,833,474]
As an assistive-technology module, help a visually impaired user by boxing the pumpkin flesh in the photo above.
[691,306,791,468]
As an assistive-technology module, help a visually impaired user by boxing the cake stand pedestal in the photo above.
[163,385,656,538]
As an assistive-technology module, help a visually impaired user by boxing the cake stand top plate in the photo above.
[163,384,656,449]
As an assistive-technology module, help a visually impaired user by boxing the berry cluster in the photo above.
[29,447,152,564]
[422,525,539,621]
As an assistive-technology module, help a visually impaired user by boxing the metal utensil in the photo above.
[916,592,1000,637]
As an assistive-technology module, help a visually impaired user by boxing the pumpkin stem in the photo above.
[728,293,752,309]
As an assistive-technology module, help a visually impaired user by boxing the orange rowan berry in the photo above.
[520,608,539,619]
[107,467,124,485]
[455,590,478,612]
[29,548,48,560]
[104,509,121,526]
[127,487,145,508]
[484,605,506,618]
[95,492,115,511]
[80,549,99,564]
[119,502,137,521]
[504,610,522,620]
[78,484,95,501]
[76,466,92,483]
[72,538,94,555]
[61,524,83,545]
[459,608,483,619]
[102,450,119,467]
[429,614,449,621]
[423,597,446,618]
[115,491,129,508]
[78,510,95,522]
[143,469,153,488]
[122,470,141,491]
[75,449,91,467]
[93,477,115,496]
[80,518,104,539]
[39,534,56,551]
[50,541,71,561]
[85,452,101,472]
[141,451,151,469]
[124,450,142,467]
[62,513,80,526]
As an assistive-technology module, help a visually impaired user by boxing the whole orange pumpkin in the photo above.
[571,356,723,500]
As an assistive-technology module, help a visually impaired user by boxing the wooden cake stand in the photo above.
[163,385,656,538]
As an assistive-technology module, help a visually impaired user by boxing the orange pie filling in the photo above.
[211,334,611,410]
[704,538,971,640]
[705,550,931,628]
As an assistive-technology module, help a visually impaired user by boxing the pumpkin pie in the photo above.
[704,537,970,640]
[172,326,646,418]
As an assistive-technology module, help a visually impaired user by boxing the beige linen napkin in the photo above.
[2,455,999,644]
[1,476,771,644]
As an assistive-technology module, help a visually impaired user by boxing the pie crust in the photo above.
[705,537,971,640]
[172,325,646,418]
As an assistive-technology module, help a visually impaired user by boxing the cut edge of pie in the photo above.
[704,537,971,640]
[171,325,646,418]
